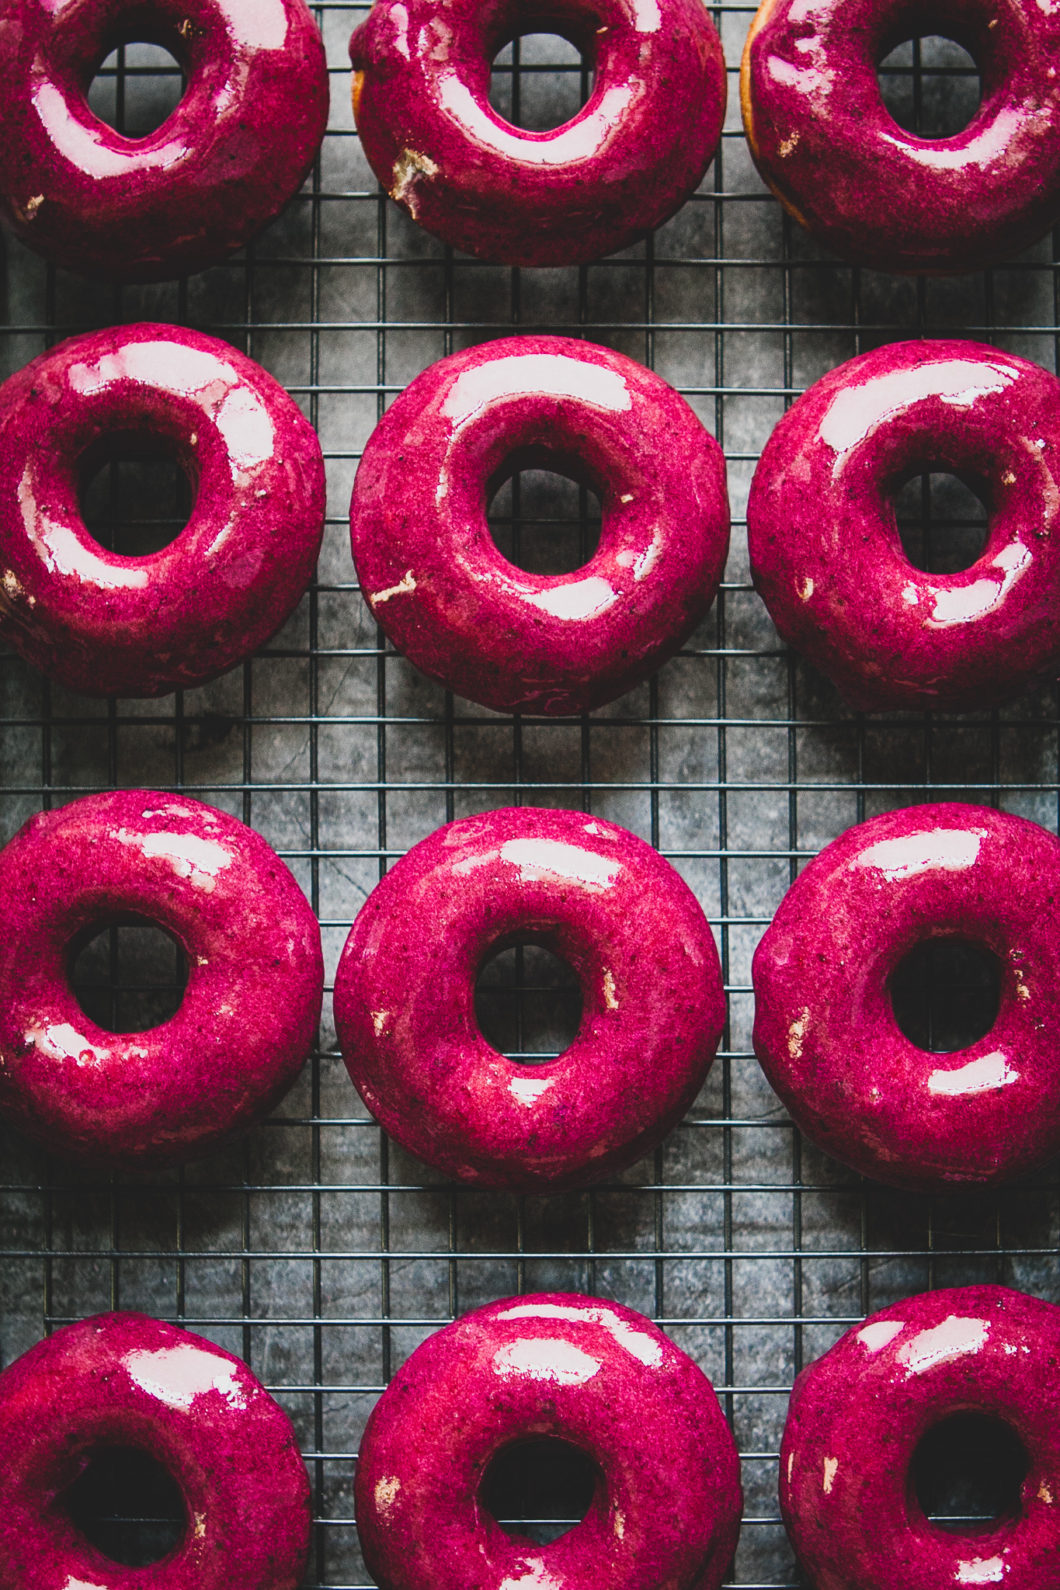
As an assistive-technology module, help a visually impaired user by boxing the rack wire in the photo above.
[2,9,1059,1586]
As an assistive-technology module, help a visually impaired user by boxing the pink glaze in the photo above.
[0,323,326,698]
[781,1286,1060,1590]
[746,340,1060,713]
[335,807,725,1190]
[349,0,726,266]
[752,803,1060,1191]
[0,0,328,281]
[0,1311,310,1589]
[0,790,323,1167]
[355,1293,742,1590]
[740,0,1060,273]
[350,336,730,715]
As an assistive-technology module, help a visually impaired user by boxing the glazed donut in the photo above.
[349,0,726,265]
[334,806,725,1190]
[746,340,1060,713]
[0,0,328,281]
[0,789,323,1167]
[350,336,730,715]
[752,802,1060,1191]
[740,0,1060,273]
[0,1311,310,1589]
[781,1285,1060,1590]
[355,1293,742,1590]
[0,323,326,698]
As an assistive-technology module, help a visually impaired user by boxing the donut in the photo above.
[740,0,1060,273]
[348,0,726,265]
[0,0,328,281]
[350,336,730,715]
[335,806,725,1190]
[0,323,326,698]
[746,339,1060,713]
[0,1311,310,1589]
[355,1293,742,1590]
[752,802,1060,1191]
[0,789,323,1167]
[781,1285,1060,1590]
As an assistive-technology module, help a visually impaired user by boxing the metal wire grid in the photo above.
[1,8,1060,1586]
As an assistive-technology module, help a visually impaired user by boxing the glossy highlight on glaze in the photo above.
[0,323,326,698]
[350,336,730,715]
[0,790,323,1167]
[0,0,329,281]
[355,1293,742,1590]
[0,1312,310,1589]
[752,803,1060,1190]
[334,807,726,1190]
[349,0,726,265]
[746,340,1060,713]
[781,1286,1060,1590]
[740,0,1060,273]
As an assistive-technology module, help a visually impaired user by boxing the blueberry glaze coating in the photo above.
[740,0,1060,273]
[355,1293,742,1590]
[0,0,329,282]
[0,790,323,1167]
[335,807,725,1190]
[350,336,730,716]
[0,1311,311,1590]
[746,340,1060,713]
[781,1286,1060,1590]
[349,0,726,265]
[0,323,326,698]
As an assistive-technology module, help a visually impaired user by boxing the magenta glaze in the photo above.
[0,323,326,698]
[0,790,323,1167]
[781,1286,1060,1590]
[0,1312,310,1589]
[753,803,1060,1191]
[350,336,730,715]
[747,340,1060,713]
[355,1293,742,1590]
[0,0,328,281]
[740,0,1060,273]
[335,807,725,1190]
[349,0,725,266]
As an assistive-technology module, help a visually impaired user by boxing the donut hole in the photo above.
[88,42,185,139]
[891,470,991,574]
[489,33,591,132]
[488,457,603,575]
[475,943,583,1062]
[878,36,981,139]
[80,436,195,557]
[70,917,189,1033]
[64,1444,187,1566]
[912,1413,1029,1532]
[482,1436,600,1542]
[889,937,1001,1052]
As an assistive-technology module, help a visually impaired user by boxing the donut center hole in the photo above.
[878,35,981,138]
[88,42,185,139]
[80,438,195,557]
[482,1436,600,1543]
[889,937,1001,1052]
[71,918,189,1033]
[64,1445,187,1566]
[489,33,591,131]
[913,1413,1028,1532]
[488,464,603,575]
[475,943,583,1062]
[892,470,990,574]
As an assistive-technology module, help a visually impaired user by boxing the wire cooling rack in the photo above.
[2,9,1060,1586]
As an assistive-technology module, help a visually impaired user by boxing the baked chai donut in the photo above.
[753,803,1060,1191]
[0,790,323,1167]
[740,0,1060,272]
[0,323,326,697]
[349,0,726,265]
[747,340,1060,713]
[350,336,730,715]
[355,1293,742,1590]
[781,1286,1060,1590]
[0,0,328,281]
[0,1311,310,1590]
[335,807,725,1189]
